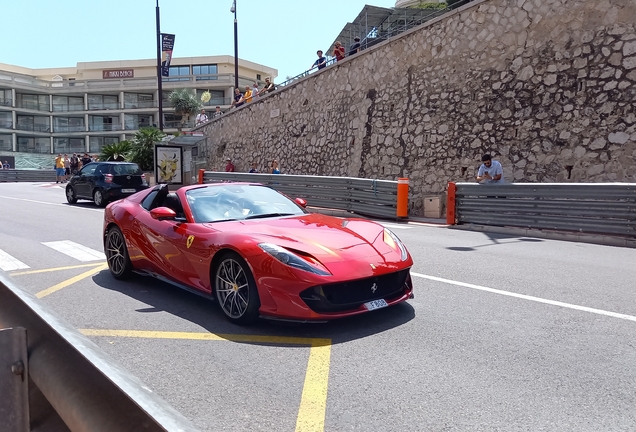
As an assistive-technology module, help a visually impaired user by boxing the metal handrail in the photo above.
[276,0,475,89]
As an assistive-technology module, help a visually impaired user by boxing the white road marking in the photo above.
[411,272,636,323]
[379,223,413,230]
[0,248,30,271]
[0,196,102,212]
[43,241,106,262]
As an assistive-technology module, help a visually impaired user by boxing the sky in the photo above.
[3,0,399,82]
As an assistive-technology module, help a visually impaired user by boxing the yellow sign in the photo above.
[186,235,195,248]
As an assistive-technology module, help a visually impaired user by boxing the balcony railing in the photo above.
[87,103,120,111]
[52,104,85,112]
[16,102,50,112]
[0,98,12,107]
[88,124,121,132]
[16,124,51,132]
[124,122,154,130]
[54,125,86,133]
[164,120,195,129]
[124,100,157,109]
[0,121,13,129]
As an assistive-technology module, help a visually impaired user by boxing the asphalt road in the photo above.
[1,182,635,432]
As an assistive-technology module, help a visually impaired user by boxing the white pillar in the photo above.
[12,133,17,152]
[85,135,90,153]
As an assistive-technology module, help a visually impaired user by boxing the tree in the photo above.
[129,127,166,172]
[168,88,202,130]
[100,140,132,162]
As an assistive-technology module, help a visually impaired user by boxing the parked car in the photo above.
[66,162,149,207]
[103,183,414,325]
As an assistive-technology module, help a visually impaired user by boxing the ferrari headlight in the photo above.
[258,243,331,276]
[383,228,408,261]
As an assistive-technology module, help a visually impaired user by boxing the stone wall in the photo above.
[199,0,636,215]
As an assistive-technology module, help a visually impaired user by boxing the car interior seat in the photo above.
[162,193,184,218]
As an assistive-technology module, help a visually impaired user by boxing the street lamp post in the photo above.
[155,0,164,131]
[230,0,239,91]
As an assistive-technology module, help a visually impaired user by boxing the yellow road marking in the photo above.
[295,340,331,432]
[11,262,106,276]
[80,329,332,431]
[35,263,109,298]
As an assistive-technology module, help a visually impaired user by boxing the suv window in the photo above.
[80,163,97,175]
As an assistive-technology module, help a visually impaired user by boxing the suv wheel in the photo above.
[93,189,107,207]
[66,185,77,204]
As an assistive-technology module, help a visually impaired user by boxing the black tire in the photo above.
[66,185,77,204]
[94,189,107,207]
[213,251,260,325]
[105,226,133,279]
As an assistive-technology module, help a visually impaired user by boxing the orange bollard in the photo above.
[397,178,409,219]
[446,182,456,225]
[198,169,205,184]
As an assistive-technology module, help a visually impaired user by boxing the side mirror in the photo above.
[150,207,177,221]
[295,198,307,208]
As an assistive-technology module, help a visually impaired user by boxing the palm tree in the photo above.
[168,89,202,130]
[100,140,132,162]
[129,127,166,172]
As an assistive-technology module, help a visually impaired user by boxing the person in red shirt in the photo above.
[225,158,235,172]
[333,41,345,62]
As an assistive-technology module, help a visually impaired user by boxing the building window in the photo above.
[52,95,84,112]
[89,116,119,131]
[193,64,218,81]
[0,89,12,107]
[164,66,190,82]
[53,117,85,133]
[124,114,153,130]
[257,74,261,80]
[17,137,50,154]
[89,136,119,153]
[87,94,119,110]
[16,115,50,132]
[0,134,12,151]
[196,89,226,106]
[124,93,154,109]
[54,137,85,153]
[17,94,49,111]
[0,112,12,129]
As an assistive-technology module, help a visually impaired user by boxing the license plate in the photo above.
[121,188,136,193]
[364,299,388,311]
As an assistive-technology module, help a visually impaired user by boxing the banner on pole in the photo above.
[161,34,175,77]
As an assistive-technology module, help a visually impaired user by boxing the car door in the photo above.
[74,163,97,198]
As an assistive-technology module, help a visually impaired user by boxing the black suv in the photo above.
[66,162,149,207]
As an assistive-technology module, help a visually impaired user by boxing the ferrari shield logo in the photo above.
[186,235,195,248]
[371,283,378,293]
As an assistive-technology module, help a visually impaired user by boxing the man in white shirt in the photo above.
[195,109,208,125]
[476,154,504,184]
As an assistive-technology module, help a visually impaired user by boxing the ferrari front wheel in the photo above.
[105,226,133,280]
[214,252,260,325]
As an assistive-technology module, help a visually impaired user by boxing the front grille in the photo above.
[300,269,411,313]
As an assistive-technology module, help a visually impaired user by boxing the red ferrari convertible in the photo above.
[103,183,414,324]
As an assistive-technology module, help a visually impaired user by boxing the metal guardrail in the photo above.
[201,171,401,219]
[449,182,636,237]
[0,170,56,183]
[0,274,198,432]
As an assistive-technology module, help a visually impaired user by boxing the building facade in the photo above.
[0,56,276,156]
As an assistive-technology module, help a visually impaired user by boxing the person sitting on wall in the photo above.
[261,77,275,94]
[476,154,504,184]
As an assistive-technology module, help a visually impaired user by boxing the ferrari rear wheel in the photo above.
[214,252,260,325]
[66,185,77,204]
[105,226,133,280]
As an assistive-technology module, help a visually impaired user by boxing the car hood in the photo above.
[205,213,396,263]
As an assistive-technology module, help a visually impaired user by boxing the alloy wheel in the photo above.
[105,227,131,279]
[215,258,251,319]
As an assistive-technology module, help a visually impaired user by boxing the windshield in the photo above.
[186,184,305,223]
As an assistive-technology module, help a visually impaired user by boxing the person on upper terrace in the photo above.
[312,50,327,71]
[348,36,361,56]
[333,41,345,62]
[231,88,244,108]
[261,77,275,94]
[244,85,253,103]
